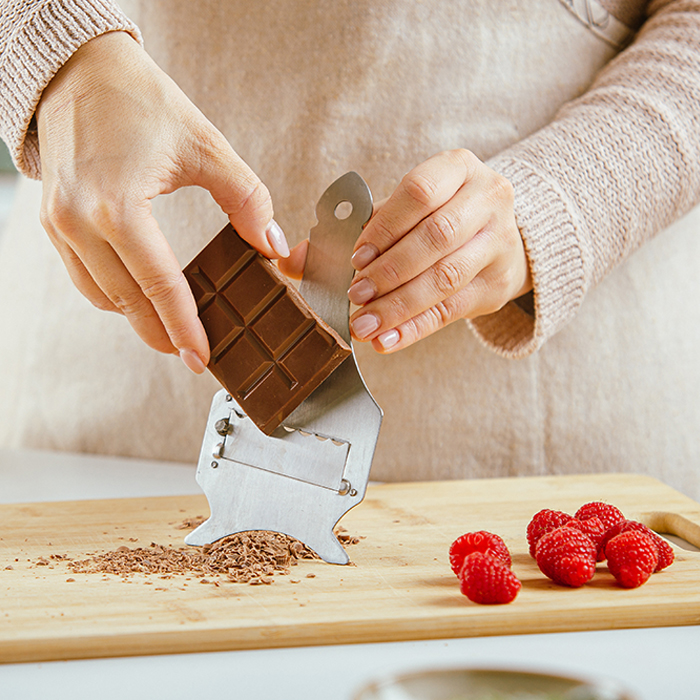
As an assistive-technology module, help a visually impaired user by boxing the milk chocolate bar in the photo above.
[184,224,351,434]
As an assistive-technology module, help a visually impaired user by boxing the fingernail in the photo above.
[351,243,379,270]
[180,348,207,374]
[350,313,380,340]
[377,329,400,350]
[266,219,290,258]
[347,278,376,305]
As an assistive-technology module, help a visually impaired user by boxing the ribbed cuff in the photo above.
[467,155,587,358]
[0,0,142,179]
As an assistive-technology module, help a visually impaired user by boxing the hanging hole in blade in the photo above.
[334,201,353,220]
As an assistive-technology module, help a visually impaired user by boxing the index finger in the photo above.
[352,149,477,270]
[105,204,211,366]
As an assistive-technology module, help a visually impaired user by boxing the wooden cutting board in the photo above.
[1,473,699,664]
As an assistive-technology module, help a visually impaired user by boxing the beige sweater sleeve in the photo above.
[0,0,140,177]
[476,0,700,358]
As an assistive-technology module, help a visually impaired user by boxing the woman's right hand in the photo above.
[36,31,288,374]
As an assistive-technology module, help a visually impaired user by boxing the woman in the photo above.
[1,0,699,498]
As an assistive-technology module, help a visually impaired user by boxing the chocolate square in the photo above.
[183,224,351,434]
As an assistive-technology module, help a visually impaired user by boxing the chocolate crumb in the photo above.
[177,516,207,530]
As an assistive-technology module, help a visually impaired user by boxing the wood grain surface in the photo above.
[1,473,699,664]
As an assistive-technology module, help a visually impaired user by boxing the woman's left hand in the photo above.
[344,149,532,352]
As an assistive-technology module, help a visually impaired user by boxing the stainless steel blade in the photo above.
[185,173,382,564]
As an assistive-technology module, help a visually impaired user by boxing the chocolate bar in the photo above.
[183,224,351,434]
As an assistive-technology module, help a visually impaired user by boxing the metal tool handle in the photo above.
[299,171,373,344]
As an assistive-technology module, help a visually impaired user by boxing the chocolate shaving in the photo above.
[30,518,361,586]
[67,531,318,585]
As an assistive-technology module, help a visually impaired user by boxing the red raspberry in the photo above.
[599,520,674,571]
[574,501,625,531]
[535,526,597,587]
[526,509,572,558]
[565,517,606,560]
[459,552,521,604]
[605,531,659,588]
[449,531,511,575]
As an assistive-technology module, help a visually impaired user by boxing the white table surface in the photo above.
[1,447,698,700]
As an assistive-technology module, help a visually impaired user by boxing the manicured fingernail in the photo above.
[266,219,290,258]
[377,329,400,350]
[351,244,379,270]
[350,313,380,340]
[347,278,376,305]
[180,348,207,374]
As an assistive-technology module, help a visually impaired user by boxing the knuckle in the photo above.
[379,256,405,289]
[139,273,184,308]
[367,215,397,249]
[429,298,460,328]
[489,172,514,205]
[432,258,467,296]
[452,147,476,165]
[228,177,272,219]
[423,211,459,251]
[40,195,75,234]
[110,290,149,318]
[453,148,479,180]
[475,267,516,315]
[491,267,518,303]
[386,293,412,325]
[401,171,440,207]
[90,200,123,238]
[41,187,133,243]
[398,316,422,344]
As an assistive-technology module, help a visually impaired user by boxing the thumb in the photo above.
[192,135,289,258]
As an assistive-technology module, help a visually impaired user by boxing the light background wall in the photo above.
[0,141,15,172]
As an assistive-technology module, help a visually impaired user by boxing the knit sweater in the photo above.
[1,0,700,498]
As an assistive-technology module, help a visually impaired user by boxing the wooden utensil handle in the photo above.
[642,511,700,550]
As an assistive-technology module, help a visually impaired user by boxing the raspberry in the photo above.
[599,520,674,571]
[449,531,511,575]
[459,552,521,604]
[526,509,572,558]
[535,526,597,587]
[565,517,606,560]
[574,502,625,531]
[605,531,659,588]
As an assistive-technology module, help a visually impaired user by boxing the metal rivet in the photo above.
[215,418,233,436]
[211,461,218,468]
